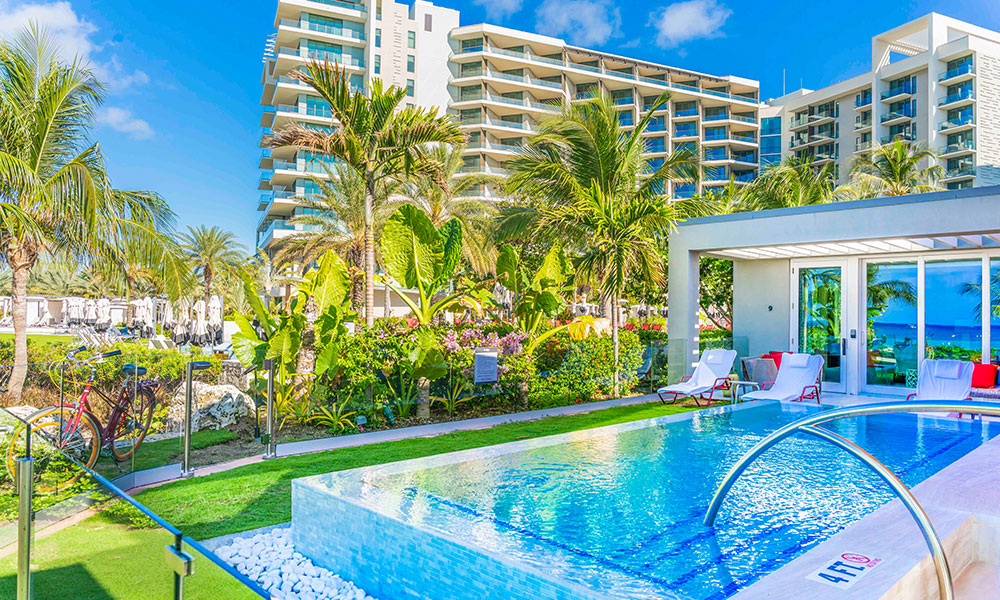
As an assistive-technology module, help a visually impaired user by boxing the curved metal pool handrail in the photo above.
[703,400,1000,600]
[798,425,952,600]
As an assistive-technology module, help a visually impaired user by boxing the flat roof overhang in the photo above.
[669,186,1000,260]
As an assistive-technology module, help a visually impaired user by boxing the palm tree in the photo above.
[272,162,396,310]
[387,143,499,275]
[179,226,247,306]
[675,178,757,218]
[844,139,943,197]
[270,62,464,327]
[0,26,175,397]
[743,156,835,208]
[507,91,696,395]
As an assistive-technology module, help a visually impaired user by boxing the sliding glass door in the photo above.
[795,263,846,391]
[865,261,918,388]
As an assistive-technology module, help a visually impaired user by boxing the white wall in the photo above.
[733,259,791,359]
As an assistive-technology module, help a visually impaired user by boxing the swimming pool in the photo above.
[292,401,1000,600]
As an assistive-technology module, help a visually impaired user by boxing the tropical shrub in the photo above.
[530,330,644,409]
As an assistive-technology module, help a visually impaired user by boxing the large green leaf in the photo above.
[231,314,267,368]
[533,243,571,290]
[380,205,442,290]
[241,274,275,336]
[436,219,463,287]
[314,342,340,380]
[267,313,304,374]
[495,244,521,293]
[299,250,351,314]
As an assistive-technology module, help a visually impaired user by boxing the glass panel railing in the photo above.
[938,89,974,106]
[939,63,974,81]
[940,140,975,154]
[939,117,974,131]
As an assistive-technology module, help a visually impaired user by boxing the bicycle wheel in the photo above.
[111,388,156,461]
[6,407,101,494]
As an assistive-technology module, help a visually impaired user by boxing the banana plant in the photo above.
[495,243,578,355]
[379,205,475,325]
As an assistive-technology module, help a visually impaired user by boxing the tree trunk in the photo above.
[364,176,376,329]
[384,282,391,319]
[416,377,430,418]
[612,294,620,399]
[204,264,213,307]
[7,246,36,399]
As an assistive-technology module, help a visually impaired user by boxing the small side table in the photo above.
[729,380,760,404]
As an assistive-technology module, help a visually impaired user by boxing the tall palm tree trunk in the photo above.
[612,294,620,399]
[203,265,213,307]
[7,246,35,399]
[364,176,376,328]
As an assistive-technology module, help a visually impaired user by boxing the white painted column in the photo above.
[667,246,700,384]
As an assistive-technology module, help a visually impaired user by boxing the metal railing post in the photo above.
[181,362,195,478]
[263,359,276,459]
[16,457,33,600]
[181,361,213,478]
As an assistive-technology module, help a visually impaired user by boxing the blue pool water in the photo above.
[300,403,1000,600]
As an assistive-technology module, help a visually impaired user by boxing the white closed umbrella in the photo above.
[143,297,155,337]
[173,298,190,345]
[208,295,223,346]
[84,299,98,326]
[191,299,209,346]
[96,298,112,331]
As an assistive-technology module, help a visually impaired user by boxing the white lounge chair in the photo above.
[657,348,737,407]
[742,353,825,403]
[906,359,973,407]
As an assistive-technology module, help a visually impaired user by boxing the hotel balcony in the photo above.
[258,220,322,250]
[880,110,914,126]
[880,132,916,143]
[274,47,365,71]
[854,118,872,132]
[451,92,560,116]
[276,18,365,47]
[813,151,838,164]
[938,63,974,85]
[941,165,976,182]
[455,165,511,177]
[672,107,699,120]
[854,95,872,110]
[465,141,524,156]
[939,117,975,133]
[672,184,696,199]
[939,140,975,158]
[854,140,872,153]
[458,116,535,134]
[702,131,757,147]
[880,82,915,102]
[938,89,974,109]
[672,129,699,140]
[789,114,810,131]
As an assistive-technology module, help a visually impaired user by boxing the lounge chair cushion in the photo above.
[971,363,997,389]
[785,353,810,368]
[937,360,962,379]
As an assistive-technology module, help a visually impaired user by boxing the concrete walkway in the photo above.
[125,391,663,493]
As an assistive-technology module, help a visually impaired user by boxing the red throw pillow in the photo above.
[972,363,997,389]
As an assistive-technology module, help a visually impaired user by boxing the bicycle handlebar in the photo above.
[100,350,122,359]
[65,347,121,363]
[188,361,213,371]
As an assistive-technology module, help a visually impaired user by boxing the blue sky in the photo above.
[3,0,999,247]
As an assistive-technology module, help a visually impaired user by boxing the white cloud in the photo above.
[649,0,731,48]
[0,1,98,59]
[473,0,522,21]
[96,107,154,140]
[535,0,621,46]
[0,2,150,92]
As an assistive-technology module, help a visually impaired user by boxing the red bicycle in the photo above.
[5,346,160,493]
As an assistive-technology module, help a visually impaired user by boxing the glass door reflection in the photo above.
[865,261,918,387]
[798,265,844,389]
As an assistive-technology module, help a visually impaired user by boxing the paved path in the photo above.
[125,392,663,493]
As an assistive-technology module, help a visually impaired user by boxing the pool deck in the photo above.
[734,394,1000,600]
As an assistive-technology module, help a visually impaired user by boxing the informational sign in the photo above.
[806,552,883,589]
[474,347,499,384]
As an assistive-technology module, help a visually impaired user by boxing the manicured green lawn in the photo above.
[0,333,74,345]
[0,400,700,600]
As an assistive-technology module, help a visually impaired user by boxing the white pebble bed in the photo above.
[213,527,378,600]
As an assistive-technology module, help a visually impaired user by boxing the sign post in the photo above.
[473,347,499,385]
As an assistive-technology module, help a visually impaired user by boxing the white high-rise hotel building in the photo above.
[257,5,999,250]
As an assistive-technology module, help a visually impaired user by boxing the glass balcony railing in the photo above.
[703,132,728,142]
[645,145,667,154]
[731,132,757,143]
[673,129,698,138]
[279,19,365,40]
[881,82,915,100]
[880,110,914,123]
[880,132,916,143]
[940,140,975,154]
[855,96,872,107]
[733,154,757,164]
[939,116,975,131]
[704,113,730,122]
[618,116,635,126]
[938,89,974,106]
[731,114,757,124]
[456,45,485,55]
[276,47,365,68]
[855,119,872,130]
[673,108,698,118]
[813,152,838,161]
[939,63,974,81]
[612,96,633,105]
[945,165,975,178]
[703,151,729,161]
[647,121,667,132]
[790,115,809,129]
[308,0,366,11]
[733,171,757,183]
[855,140,872,152]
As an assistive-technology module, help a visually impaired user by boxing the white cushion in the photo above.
[785,353,810,368]
[936,360,961,379]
